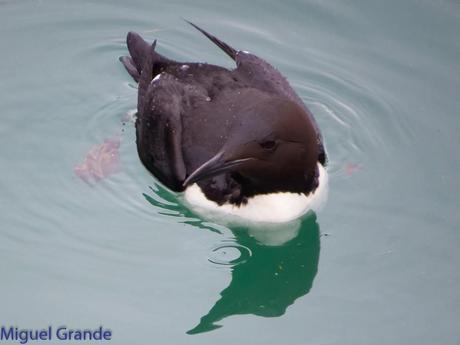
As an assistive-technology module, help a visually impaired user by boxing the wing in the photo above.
[185,20,237,60]
[136,69,188,192]
[185,21,307,107]
[234,52,304,107]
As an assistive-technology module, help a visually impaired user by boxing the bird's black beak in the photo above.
[183,151,254,187]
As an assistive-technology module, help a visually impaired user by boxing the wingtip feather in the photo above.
[183,20,237,60]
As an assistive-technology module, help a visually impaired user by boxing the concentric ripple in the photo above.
[208,241,252,266]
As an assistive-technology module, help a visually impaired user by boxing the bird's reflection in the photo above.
[144,183,320,335]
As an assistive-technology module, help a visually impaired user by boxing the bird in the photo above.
[120,21,327,223]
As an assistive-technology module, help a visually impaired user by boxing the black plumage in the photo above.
[120,22,326,205]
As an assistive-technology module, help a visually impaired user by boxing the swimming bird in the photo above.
[120,22,327,222]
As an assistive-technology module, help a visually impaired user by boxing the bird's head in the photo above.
[183,97,321,195]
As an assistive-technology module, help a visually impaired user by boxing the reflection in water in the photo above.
[143,183,224,234]
[144,185,320,335]
[188,217,320,334]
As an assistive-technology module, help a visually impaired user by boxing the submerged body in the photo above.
[120,22,327,222]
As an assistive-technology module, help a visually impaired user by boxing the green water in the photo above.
[1,0,459,344]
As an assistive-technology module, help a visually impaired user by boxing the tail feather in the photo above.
[119,31,151,82]
[119,56,140,81]
[127,32,152,72]
[184,20,237,60]
[120,22,236,82]
[120,31,170,82]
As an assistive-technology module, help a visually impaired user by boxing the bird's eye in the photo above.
[259,140,277,150]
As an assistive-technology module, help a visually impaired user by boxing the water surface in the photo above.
[1,0,459,344]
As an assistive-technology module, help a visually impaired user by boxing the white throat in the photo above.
[183,163,328,223]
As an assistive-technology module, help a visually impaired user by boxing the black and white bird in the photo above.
[120,22,327,223]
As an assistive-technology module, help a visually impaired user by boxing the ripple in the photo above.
[0,3,417,264]
[208,241,252,266]
[288,52,404,179]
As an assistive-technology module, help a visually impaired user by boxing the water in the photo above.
[1,0,459,344]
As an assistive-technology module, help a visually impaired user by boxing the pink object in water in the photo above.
[75,135,121,182]
[344,163,361,176]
